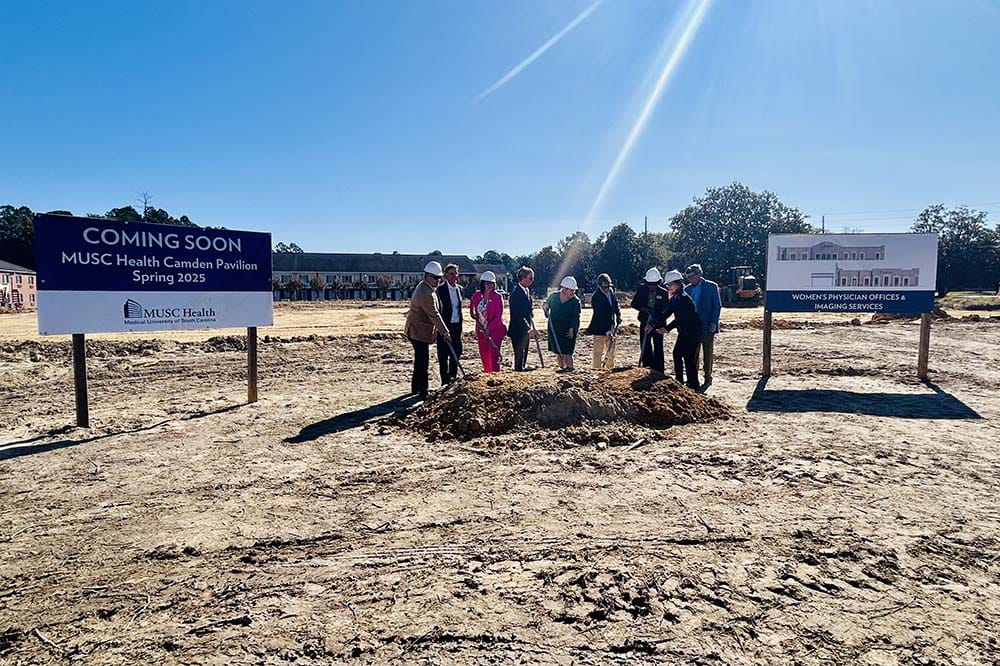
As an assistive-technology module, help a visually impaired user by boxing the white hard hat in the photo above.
[559,276,578,290]
[480,270,496,283]
[644,268,662,282]
[663,270,684,283]
[423,261,444,277]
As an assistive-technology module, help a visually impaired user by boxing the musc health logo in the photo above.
[124,299,143,319]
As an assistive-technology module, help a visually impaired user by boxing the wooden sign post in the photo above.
[72,333,89,428]
[761,310,773,377]
[248,326,258,403]
[917,313,931,380]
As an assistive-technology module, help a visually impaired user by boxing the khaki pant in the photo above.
[695,333,715,382]
[592,335,616,369]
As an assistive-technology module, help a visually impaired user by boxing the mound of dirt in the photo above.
[0,339,166,363]
[399,368,730,441]
[869,306,950,324]
[725,319,829,330]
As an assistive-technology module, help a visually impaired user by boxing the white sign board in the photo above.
[765,233,938,313]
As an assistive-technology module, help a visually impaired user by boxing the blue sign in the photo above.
[765,290,935,313]
[33,214,273,335]
[34,214,271,292]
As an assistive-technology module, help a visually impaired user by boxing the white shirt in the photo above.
[448,283,461,323]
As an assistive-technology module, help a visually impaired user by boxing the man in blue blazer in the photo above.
[683,264,721,389]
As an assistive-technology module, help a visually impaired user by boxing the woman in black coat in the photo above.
[585,273,622,369]
[652,270,703,390]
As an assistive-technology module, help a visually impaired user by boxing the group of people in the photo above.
[403,260,720,398]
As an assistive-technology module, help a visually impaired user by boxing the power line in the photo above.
[821,201,1000,218]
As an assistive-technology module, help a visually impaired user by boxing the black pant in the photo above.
[436,322,463,384]
[512,330,530,370]
[673,335,700,389]
[409,337,430,394]
[640,329,665,373]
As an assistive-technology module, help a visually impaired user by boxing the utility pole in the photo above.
[644,215,649,266]
[822,214,825,233]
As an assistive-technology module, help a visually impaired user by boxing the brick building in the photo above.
[0,260,37,311]
[779,240,920,287]
[777,240,886,262]
[271,253,478,301]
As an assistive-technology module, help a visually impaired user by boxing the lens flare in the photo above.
[583,0,712,230]
[551,0,712,288]
[475,0,605,103]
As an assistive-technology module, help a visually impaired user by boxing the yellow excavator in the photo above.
[722,266,762,306]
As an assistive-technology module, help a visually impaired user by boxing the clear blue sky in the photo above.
[2,0,998,256]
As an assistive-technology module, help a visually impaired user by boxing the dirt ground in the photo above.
[1,301,999,664]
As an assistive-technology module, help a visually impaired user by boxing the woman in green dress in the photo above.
[543,276,582,371]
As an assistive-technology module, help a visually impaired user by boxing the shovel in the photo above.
[638,326,650,368]
[602,325,618,369]
[444,337,468,379]
[528,318,544,368]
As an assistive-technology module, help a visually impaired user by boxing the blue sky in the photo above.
[2,0,998,256]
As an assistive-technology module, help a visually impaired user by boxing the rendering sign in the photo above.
[33,214,273,334]
[765,233,938,313]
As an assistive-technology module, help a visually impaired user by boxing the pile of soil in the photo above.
[399,368,730,441]
[0,339,165,362]
[725,319,831,330]
[869,306,951,324]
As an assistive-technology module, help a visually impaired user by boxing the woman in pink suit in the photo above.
[469,271,507,372]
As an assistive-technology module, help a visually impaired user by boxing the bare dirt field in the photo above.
[1,302,999,664]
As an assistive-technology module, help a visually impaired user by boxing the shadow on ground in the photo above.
[284,394,421,444]
[746,377,981,419]
[0,405,243,462]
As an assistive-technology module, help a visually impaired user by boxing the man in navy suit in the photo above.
[683,264,721,389]
[507,266,537,371]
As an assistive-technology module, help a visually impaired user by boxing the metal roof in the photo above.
[271,252,478,274]
[473,263,511,276]
[0,259,34,274]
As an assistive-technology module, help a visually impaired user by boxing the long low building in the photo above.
[271,252,480,301]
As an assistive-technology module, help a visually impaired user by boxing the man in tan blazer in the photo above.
[405,261,452,398]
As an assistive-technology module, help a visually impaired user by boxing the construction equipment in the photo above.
[722,266,762,306]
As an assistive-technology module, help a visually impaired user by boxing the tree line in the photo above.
[474,183,1000,296]
[3,183,998,294]
[0,203,197,270]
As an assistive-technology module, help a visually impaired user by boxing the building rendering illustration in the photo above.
[776,240,920,287]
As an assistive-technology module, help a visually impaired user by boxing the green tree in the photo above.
[556,231,596,290]
[638,231,677,272]
[274,242,304,253]
[530,246,561,296]
[669,183,813,284]
[476,249,512,265]
[912,205,1000,294]
[596,223,643,288]
[104,206,143,222]
[0,205,36,269]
